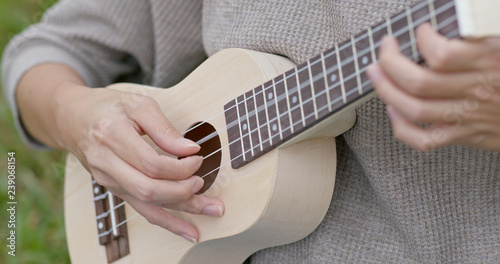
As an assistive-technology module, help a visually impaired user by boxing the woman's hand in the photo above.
[16,64,224,243]
[55,83,224,243]
[368,23,500,151]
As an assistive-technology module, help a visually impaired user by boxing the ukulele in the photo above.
[64,0,500,263]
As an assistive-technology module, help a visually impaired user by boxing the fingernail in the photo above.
[194,156,203,170]
[181,234,198,244]
[178,137,199,148]
[192,178,204,193]
[203,205,223,217]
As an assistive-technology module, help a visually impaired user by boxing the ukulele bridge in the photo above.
[92,181,130,263]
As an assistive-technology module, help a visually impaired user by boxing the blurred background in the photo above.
[0,0,70,263]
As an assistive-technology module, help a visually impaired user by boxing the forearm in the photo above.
[16,63,86,150]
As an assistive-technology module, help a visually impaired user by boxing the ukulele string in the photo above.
[95,199,126,220]
[95,8,459,234]
[192,7,460,169]
[92,16,460,214]
[176,0,452,141]
[161,0,456,158]
[154,0,456,159]
[95,212,140,240]
[203,27,463,179]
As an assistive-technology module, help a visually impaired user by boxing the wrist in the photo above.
[50,82,93,152]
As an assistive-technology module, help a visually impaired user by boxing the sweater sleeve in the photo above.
[1,0,155,149]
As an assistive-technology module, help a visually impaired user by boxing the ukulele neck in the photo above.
[225,0,469,169]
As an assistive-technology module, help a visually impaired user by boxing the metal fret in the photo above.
[297,66,316,126]
[224,100,244,166]
[295,67,307,127]
[262,84,274,146]
[244,89,261,155]
[242,92,255,156]
[406,6,419,62]
[285,69,304,133]
[235,97,247,161]
[434,0,459,38]
[252,88,264,151]
[226,0,461,169]
[320,53,333,111]
[367,27,377,64]
[351,31,373,98]
[386,17,393,37]
[283,73,295,134]
[254,85,271,151]
[307,60,319,119]
[274,74,293,140]
[107,192,118,237]
[263,81,282,145]
[334,43,347,103]
[390,8,412,59]
[272,79,283,140]
[351,36,363,95]
[428,0,438,29]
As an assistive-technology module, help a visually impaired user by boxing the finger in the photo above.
[368,64,458,124]
[386,106,472,151]
[416,23,493,71]
[106,123,203,180]
[125,195,200,243]
[122,95,201,157]
[460,132,500,151]
[378,35,478,98]
[163,194,225,217]
[91,148,204,204]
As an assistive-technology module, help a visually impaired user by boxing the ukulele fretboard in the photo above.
[225,0,460,169]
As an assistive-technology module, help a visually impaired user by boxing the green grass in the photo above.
[0,0,70,263]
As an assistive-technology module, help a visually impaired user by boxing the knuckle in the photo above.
[88,121,115,146]
[428,44,453,69]
[179,187,194,202]
[407,104,428,122]
[145,215,161,227]
[85,151,105,171]
[137,95,156,108]
[135,182,156,203]
[414,141,432,152]
[177,161,197,179]
[157,120,177,138]
[123,93,155,113]
[88,127,106,145]
[141,157,162,178]
[406,71,431,95]
[173,182,195,202]
[92,173,114,189]
[379,52,391,66]
[409,135,435,152]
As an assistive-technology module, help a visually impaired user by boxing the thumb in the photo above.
[125,95,200,157]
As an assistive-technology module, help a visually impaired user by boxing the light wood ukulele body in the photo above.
[64,0,500,263]
[65,48,354,264]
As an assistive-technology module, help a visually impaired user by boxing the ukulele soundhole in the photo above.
[183,122,221,194]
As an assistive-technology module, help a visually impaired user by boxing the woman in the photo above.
[3,0,500,262]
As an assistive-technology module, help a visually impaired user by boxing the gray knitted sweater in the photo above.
[2,0,500,263]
